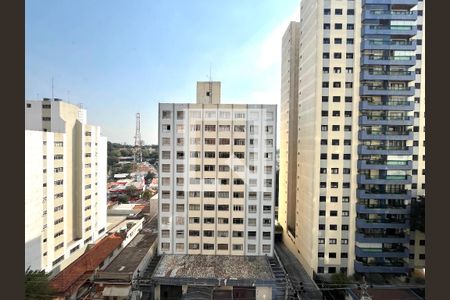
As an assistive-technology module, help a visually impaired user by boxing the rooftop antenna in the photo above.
[209,63,212,103]
[51,77,54,100]
[133,113,143,164]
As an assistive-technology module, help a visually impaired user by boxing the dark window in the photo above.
[333,96,341,102]
[322,96,329,102]
[334,53,342,59]
[347,24,354,30]
[347,9,354,15]
[335,9,342,15]
[335,23,342,30]
[324,9,331,15]
[346,53,354,59]
[324,23,331,30]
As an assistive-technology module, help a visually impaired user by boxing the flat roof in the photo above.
[153,255,274,280]
[107,216,126,232]
[104,217,158,274]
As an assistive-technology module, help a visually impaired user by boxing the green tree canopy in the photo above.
[25,267,55,300]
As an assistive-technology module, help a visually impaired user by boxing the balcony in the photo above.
[363,10,418,21]
[362,25,417,36]
[358,159,412,170]
[358,144,413,155]
[354,260,410,274]
[360,85,415,96]
[363,0,418,8]
[360,100,415,111]
[361,56,416,67]
[357,189,411,200]
[359,115,414,126]
[358,130,414,141]
[355,232,409,244]
[360,70,415,81]
[355,246,409,258]
[357,174,412,185]
[356,218,410,229]
[356,203,410,214]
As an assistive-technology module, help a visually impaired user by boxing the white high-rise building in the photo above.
[279,0,425,278]
[158,82,277,256]
[25,99,107,274]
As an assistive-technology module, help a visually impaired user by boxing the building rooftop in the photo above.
[104,217,158,274]
[50,233,124,295]
[153,255,274,281]
[107,216,127,232]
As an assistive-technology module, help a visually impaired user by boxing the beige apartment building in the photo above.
[279,0,425,278]
[279,21,300,239]
[158,82,277,256]
[25,99,107,274]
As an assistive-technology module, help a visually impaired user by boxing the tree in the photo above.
[117,194,129,204]
[145,171,155,183]
[25,267,55,300]
[142,189,152,200]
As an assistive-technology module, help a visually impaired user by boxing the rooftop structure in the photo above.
[49,233,124,297]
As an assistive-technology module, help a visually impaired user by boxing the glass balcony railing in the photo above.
[366,40,415,46]
[368,10,416,16]
[366,56,413,61]
[365,70,413,76]
[365,145,409,151]
[368,25,415,31]
[364,116,411,121]
[364,86,413,91]
[365,160,410,166]
[362,131,412,136]
[365,100,411,106]
[362,175,409,180]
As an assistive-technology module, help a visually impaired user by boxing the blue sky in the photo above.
[26,0,300,145]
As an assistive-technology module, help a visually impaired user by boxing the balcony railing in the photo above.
[354,260,410,274]
[356,218,410,229]
[356,246,409,258]
[361,39,416,51]
[356,203,411,214]
[355,232,409,244]
[360,100,415,111]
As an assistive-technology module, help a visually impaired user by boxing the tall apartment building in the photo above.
[279,21,300,238]
[158,82,277,256]
[25,99,107,274]
[279,0,425,277]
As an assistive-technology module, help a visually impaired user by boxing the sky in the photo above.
[26,0,300,145]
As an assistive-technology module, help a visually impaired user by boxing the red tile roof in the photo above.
[50,234,124,295]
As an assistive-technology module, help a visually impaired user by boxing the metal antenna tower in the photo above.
[134,113,143,164]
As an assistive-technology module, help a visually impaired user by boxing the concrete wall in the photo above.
[25,130,44,270]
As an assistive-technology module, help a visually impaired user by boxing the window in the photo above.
[219,138,230,145]
[329,252,337,258]
[333,81,341,88]
[322,110,328,117]
[345,96,352,102]
[335,9,342,15]
[324,38,330,44]
[324,9,331,15]
[324,23,331,30]
[205,125,216,131]
[334,38,342,44]
[329,239,337,245]
[323,53,330,59]
[322,96,329,102]
[346,53,354,59]
[204,151,215,158]
[205,138,215,145]
[342,239,348,245]
[347,24,354,30]
[335,23,342,30]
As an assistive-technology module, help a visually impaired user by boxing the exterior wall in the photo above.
[25,130,45,270]
[25,100,107,274]
[409,230,425,270]
[279,21,300,240]
[158,97,277,256]
[196,81,221,104]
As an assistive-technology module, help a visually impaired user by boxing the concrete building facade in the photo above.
[279,0,425,278]
[278,21,300,238]
[25,99,107,274]
[158,82,277,256]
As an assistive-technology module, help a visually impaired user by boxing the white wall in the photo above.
[94,135,108,241]
[25,130,44,270]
